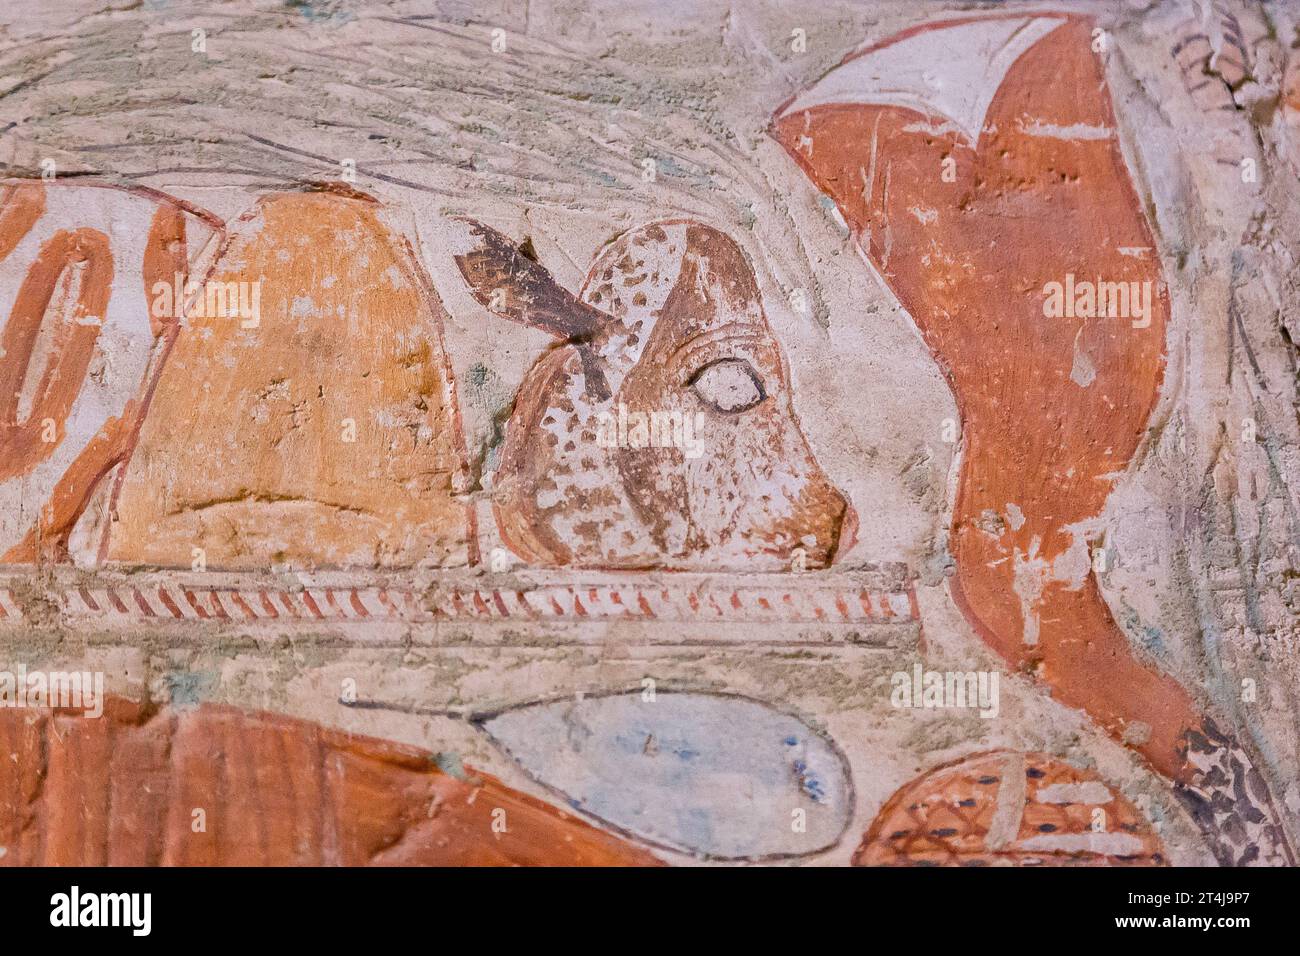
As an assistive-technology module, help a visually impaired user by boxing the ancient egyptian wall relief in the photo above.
[0,181,221,564]
[0,1,1298,872]
[454,217,854,570]
[770,10,1291,865]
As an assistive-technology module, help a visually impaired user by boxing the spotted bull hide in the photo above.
[454,218,855,571]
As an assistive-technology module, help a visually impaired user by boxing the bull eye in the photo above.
[689,358,766,413]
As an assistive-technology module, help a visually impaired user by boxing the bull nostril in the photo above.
[832,497,859,564]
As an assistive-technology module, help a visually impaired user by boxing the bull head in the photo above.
[455,218,855,571]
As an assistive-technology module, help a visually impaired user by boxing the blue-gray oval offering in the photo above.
[478,691,852,860]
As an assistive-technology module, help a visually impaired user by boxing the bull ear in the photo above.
[452,218,611,341]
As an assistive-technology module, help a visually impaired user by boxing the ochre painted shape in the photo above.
[772,15,1200,781]
[107,189,472,570]
[0,696,662,866]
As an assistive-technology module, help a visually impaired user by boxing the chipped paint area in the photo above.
[1017,119,1115,140]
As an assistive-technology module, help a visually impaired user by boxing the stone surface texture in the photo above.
[0,0,1298,867]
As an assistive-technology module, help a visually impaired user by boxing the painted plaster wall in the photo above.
[0,0,1297,866]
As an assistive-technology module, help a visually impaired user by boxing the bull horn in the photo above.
[774,15,1067,148]
[451,218,612,341]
